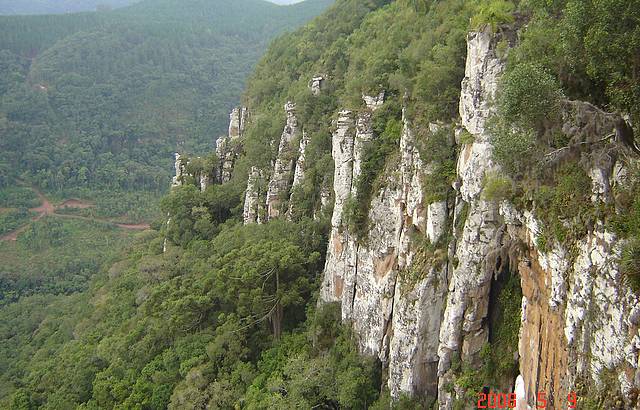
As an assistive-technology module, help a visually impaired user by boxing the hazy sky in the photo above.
[267,0,305,4]
[0,0,309,16]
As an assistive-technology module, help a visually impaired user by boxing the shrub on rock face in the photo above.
[499,62,563,130]
[489,63,562,180]
[482,172,514,202]
[621,238,640,294]
[471,0,516,32]
[489,119,539,179]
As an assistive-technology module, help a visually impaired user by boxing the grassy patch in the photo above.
[0,187,40,208]
[482,172,514,202]
[620,238,640,294]
[0,208,34,236]
[53,189,163,223]
[530,163,593,245]
[470,1,515,32]
[0,216,138,304]
[416,125,456,204]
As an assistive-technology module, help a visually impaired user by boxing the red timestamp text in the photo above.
[476,391,578,409]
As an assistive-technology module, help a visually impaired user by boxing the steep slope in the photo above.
[171,0,640,408]
[4,0,640,409]
[0,0,333,216]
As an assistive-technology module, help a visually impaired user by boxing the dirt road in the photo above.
[1,188,150,241]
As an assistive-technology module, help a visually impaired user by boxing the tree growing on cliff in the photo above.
[213,236,319,340]
[471,0,516,31]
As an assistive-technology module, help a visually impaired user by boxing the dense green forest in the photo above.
[0,0,139,15]
[2,0,640,408]
[0,0,332,219]
[0,0,333,407]
[0,2,331,395]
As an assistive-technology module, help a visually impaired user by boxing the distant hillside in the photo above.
[0,0,316,16]
[0,0,140,15]
[0,0,333,216]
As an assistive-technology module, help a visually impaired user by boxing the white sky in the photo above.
[267,0,305,4]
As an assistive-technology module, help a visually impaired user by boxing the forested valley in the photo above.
[3,0,640,409]
[0,0,333,407]
[0,0,139,15]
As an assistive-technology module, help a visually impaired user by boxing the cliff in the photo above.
[167,4,640,409]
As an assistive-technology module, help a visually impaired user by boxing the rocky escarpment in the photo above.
[266,102,300,220]
[242,102,312,224]
[436,28,511,408]
[309,75,325,95]
[319,92,451,399]
[318,27,511,404]
[243,166,266,224]
[499,101,640,409]
[171,153,186,188]
[287,131,310,217]
[174,23,640,409]
[170,106,247,191]
[313,26,640,409]
[216,107,248,184]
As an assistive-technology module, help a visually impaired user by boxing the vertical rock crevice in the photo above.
[243,166,266,224]
[287,131,310,218]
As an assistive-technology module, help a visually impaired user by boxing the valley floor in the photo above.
[0,187,149,242]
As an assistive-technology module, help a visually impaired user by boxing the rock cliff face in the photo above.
[224,25,640,408]
[287,131,310,217]
[240,102,316,225]
[318,93,451,399]
[266,102,300,220]
[309,26,640,409]
[436,28,509,408]
[216,107,247,184]
[170,106,247,192]
[243,166,266,224]
[501,101,640,408]
[309,76,324,95]
[171,153,185,187]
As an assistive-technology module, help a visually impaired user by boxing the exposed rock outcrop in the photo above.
[310,76,324,95]
[244,166,265,224]
[319,109,356,305]
[287,131,310,217]
[319,94,451,399]
[237,21,640,410]
[437,27,509,408]
[171,153,185,187]
[363,91,385,111]
[216,107,248,184]
[387,111,449,400]
[229,106,248,139]
[265,102,299,220]
[501,103,640,408]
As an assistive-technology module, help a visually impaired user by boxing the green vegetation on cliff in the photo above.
[2,0,640,408]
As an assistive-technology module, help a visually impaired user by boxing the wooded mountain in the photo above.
[3,0,640,409]
[0,0,139,15]
[0,0,332,220]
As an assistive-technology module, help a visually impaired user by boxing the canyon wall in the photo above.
[313,27,640,409]
[172,24,640,410]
